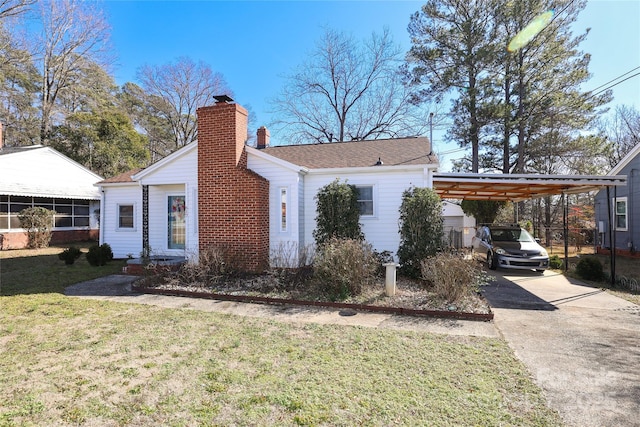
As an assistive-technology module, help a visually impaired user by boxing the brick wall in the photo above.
[196,102,270,273]
[0,229,98,250]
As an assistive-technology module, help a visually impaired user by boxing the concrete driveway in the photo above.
[482,269,640,427]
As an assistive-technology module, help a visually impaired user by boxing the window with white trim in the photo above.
[615,197,627,231]
[118,204,134,229]
[280,188,288,232]
[356,186,374,216]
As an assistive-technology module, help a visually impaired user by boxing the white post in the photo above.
[383,262,399,296]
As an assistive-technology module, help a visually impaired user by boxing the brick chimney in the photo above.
[257,126,270,149]
[196,98,270,273]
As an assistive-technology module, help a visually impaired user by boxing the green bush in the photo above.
[313,237,377,301]
[17,207,56,248]
[58,247,82,265]
[397,187,444,279]
[421,252,488,303]
[549,254,563,270]
[575,257,604,281]
[86,243,114,266]
[313,179,363,246]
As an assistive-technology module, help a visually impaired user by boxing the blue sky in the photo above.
[104,0,640,171]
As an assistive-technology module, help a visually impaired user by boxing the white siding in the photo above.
[303,168,430,257]
[100,184,143,259]
[139,149,198,258]
[248,154,303,262]
[99,146,199,260]
[138,148,199,259]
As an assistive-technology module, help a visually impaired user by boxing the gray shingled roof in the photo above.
[259,137,435,169]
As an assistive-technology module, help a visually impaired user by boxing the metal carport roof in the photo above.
[433,173,627,202]
[432,172,627,285]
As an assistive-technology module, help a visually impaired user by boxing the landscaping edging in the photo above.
[132,284,494,322]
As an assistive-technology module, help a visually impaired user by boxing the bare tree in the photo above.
[270,27,429,144]
[597,104,640,168]
[136,56,232,150]
[35,0,112,144]
[0,0,34,20]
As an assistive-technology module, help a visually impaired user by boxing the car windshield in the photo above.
[490,228,533,243]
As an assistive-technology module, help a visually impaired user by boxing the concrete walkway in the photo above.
[482,270,640,427]
[63,275,498,338]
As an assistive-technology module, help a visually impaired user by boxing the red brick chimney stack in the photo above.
[257,126,270,149]
[196,98,270,273]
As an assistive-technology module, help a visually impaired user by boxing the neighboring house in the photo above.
[0,130,102,249]
[97,99,472,271]
[594,143,640,255]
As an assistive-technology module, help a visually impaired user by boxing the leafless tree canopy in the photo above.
[598,105,640,168]
[0,0,34,20]
[36,0,112,143]
[136,56,232,150]
[270,27,429,145]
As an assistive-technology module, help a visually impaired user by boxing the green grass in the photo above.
[0,244,126,296]
[0,247,563,426]
[0,295,562,426]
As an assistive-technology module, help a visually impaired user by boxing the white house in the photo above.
[0,137,102,249]
[97,99,474,271]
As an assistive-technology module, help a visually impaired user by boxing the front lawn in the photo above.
[0,244,126,296]
[0,247,562,425]
[0,294,561,426]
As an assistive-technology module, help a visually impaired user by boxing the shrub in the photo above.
[549,254,563,270]
[17,207,56,249]
[575,257,604,281]
[58,247,82,265]
[373,250,395,277]
[313,237,377,301]
[313,179,363,246]
[268,242,314,290]
[397,187,444,279]
[175,246,230,285]
[86,243,114,266]
[421,252,488,303]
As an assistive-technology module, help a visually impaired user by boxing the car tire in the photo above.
[487,252,498,270]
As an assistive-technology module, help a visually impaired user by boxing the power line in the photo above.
[588,70,640,99]
[588,65,640,94]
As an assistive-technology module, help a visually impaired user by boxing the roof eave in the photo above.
[305,163,438,175]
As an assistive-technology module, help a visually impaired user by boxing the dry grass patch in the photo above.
[0,294,561,426]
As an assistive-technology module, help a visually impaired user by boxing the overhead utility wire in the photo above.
[588,70,640,99]
[588,65,640,94]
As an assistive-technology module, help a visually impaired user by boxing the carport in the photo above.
[432,173,627,283]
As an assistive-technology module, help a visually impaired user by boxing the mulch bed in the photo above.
[132,274,494,322]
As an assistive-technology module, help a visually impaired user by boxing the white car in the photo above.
[472,225,549,271]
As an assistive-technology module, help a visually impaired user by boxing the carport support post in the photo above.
[563,193,569,272]
[609,186,617,286]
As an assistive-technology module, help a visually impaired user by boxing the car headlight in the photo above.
[495,248,506,255]
[540,248,548,257]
